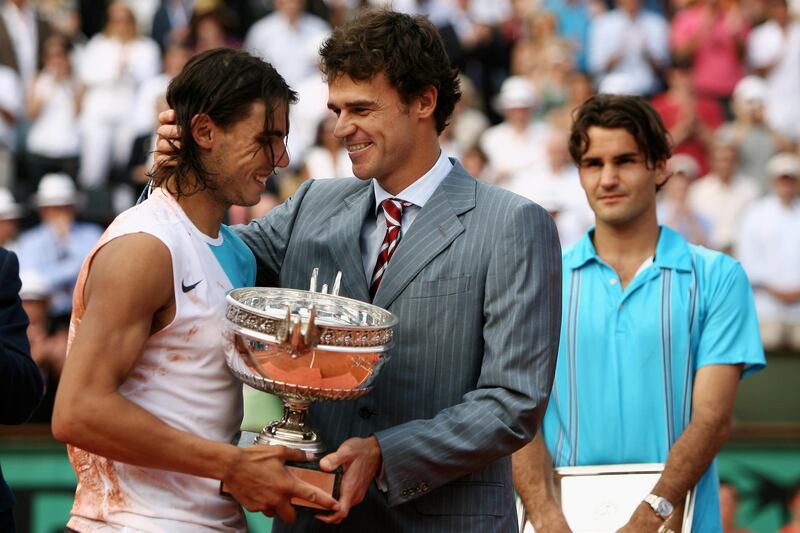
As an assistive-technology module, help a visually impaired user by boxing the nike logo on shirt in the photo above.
[182,279,202,293]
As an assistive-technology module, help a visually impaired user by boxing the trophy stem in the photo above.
[254,398,326,455]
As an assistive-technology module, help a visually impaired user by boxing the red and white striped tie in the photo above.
[370,198,411,299]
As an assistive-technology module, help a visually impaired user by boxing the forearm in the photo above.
[53,389,237,481]
[651,362,744,507]
[651,416,730,506]
[0,107,15,125]
[27,93,44,119]
[377,393,545,499]
[513,432,566,528]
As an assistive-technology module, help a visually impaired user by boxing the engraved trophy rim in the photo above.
[226,286,398,352]
[223,280,398,455]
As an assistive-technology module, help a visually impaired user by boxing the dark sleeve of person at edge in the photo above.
[0,246,45,530]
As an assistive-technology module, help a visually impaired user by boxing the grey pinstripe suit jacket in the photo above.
[236,161,562,532]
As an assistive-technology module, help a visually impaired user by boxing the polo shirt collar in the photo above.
[566,225,694,273]
[653,225,694,273]
[565,228,599,270]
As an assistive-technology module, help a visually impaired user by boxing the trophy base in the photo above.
[222,432,342,513]
[254,426,326,456]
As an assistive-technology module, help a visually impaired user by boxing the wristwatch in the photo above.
[644,493,674,520]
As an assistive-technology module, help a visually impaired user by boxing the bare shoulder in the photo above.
[58,233,176,406]
[84,233,174,317]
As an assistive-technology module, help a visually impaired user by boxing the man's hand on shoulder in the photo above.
[222,445,339,523]
[154,109,180,169]
[315,435,382,524]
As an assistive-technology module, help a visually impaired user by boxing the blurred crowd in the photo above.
[0,0,799,421]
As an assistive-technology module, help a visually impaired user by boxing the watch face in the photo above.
[656,499,674,516]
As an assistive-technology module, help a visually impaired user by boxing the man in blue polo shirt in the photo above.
[513,94,765,533]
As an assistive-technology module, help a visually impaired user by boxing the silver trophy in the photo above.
[223,269,398,509]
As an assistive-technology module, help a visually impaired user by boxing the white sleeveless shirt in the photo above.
[66,188,253,532]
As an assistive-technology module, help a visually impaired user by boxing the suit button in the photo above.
[420,482,428,492]
[401,489,410,498]
[358,407,373,419]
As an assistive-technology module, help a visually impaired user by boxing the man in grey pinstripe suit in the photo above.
[156,8,561,531]
[233,9,562,532]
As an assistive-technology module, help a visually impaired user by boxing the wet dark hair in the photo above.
[148,48,297,197]
[319,8,461,134]
[569,94,671,170]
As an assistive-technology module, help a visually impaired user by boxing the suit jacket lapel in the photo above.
[325,181,373,302]
[373,162,476,309]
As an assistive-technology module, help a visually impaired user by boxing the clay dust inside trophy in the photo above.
[223,269,398,509]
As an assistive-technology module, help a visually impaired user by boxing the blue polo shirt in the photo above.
[542,225,765,532]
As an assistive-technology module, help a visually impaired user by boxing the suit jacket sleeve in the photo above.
[0,249,44,425]
[233,179,317,288]
[375,200,562,506]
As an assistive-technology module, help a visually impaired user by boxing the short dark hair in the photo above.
[569,94,671,170]
[149,48,297,197]
[319,8,461,134]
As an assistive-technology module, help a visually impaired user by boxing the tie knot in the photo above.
[381,198,411,228]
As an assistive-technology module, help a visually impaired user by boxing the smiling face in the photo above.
[578,126,666,231]
[327,72,435,194]
[206,101,289,208]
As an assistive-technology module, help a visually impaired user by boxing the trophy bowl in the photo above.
[222,278,398,509]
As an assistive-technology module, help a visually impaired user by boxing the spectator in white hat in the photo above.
[736,153,800,351]
[0,188,23,249]
[657,154,710,246]
[715,75,789,191]
[15,173,102,324]
[479,76,551,185]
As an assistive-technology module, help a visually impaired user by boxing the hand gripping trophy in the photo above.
[223,269,398,510]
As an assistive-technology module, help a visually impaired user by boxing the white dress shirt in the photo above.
[244,12,330,88]
[303,146,353,180]
[26,71,81,157]
[287,73,329,167]
[737,195,800,321]
[0,66,22,148]
[748,21,800,142]
[688,174,760,250]
[588,8,669,96]
[131,73,170,137]
[480,121,550,184]
[505,164,593,248]
[360,150,453,281]
[78,34,162,124]
[2,2,38,88]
